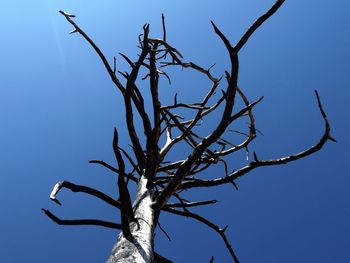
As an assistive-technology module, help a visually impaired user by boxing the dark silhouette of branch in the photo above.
[59,11,125,93]
[214,86,257,157]
[154,0,289,210]
[163,207,239,263]
[89,160,138,182]
[161,14,166,43]
[164,200,217,208]
[49,180,120,209]
[88,160,119,173]
[50,2,334,262]
[154,252,173,263]
[118,146,142,176]
[179,90,335,189]
[233,0,285,52]
[123,25,152,169]
[60,10,152,169]
[113,128,135,239]
[157,221,172,242]
[42,209,122,229]
[155,30,238,210]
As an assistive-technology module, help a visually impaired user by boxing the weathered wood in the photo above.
[44,3,333,262]
[107,176,156,263]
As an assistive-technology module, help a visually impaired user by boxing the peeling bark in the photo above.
[107,176,156,263]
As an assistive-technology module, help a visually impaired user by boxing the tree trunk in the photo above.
[107,176,156,263]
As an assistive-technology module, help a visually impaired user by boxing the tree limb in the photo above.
[233,0,285,53]
[49,180,121,209]
[113,128,135,238]
[162,207,239,263]
[179,90,334,189]
[59,11,125,94]
[164,200,217,208]
[42,209,122,229]
[89,160,138,182]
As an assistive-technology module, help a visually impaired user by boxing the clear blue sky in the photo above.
[0,0,349,262]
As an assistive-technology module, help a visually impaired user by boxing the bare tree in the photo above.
[42,1,335,262]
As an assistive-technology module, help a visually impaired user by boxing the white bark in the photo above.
[107,176,156,263]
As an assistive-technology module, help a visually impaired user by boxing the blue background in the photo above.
[0,0,349,262]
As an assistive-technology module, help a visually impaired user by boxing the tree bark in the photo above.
[107,176,156,263]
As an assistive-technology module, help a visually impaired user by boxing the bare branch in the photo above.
[49,180,121,209]
[161,103,209,110]
[42,209,122,229]
[210,21,232,53]
[59,11,125,93]
[146,42,161,181]
[164,200,217,208]
[155,13,246,209]
[157,221,171,242]
[157,160,184,173]
[55,3,332,261]
[203,87,258,159]
[233,0,285,53]
[179,90,334,189]
[228,96,263,128]
[161,14,167,43]
[163,207,239,263]
[89,160,138,182]
[113,128,135,238]
[154,252,173,263]
[118,147,142,176]
[88,160,119,173]
[119,52,135,68]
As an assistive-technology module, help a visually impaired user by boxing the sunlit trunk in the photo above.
[107,176,156,263]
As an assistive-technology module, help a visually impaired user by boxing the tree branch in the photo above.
[164,200,217,208]
[49,180,121,209]
[155,0,288,209]
[113,128,135,238]
[179,90,334,189]
[233,0,285,53]
[59,11,125,93]
[42,209,122,229]
[154,252,173,263]
[162,207,239,263]
[89,160,138,182]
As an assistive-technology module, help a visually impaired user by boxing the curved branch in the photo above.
[154,252,173,263]
[162,207,239,263]
[212,86,257,157]
[59,11,125,93]
[89,160,138,182]
[49,180,121,209]
[233,0,285,53]
[88,160,119,173]
[155,17,242,210]
[179,90,335,189]
[42,209,122,229]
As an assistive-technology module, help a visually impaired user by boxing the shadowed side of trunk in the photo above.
[107,176,156,263]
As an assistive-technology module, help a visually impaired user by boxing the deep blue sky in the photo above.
[0,1,349,262]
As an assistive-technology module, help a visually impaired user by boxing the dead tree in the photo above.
[42,1,335,262]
